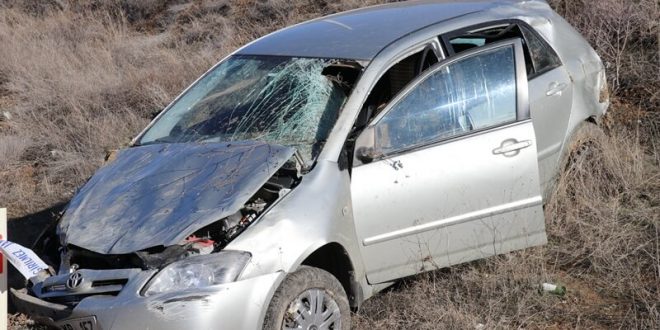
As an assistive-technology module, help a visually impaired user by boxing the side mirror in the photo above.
[356,146,384,164]
[354,126,382,164]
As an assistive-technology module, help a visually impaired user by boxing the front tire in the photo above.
[263,266,351,330]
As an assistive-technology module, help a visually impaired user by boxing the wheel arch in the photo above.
[301,242,364,309]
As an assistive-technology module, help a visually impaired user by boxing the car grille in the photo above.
[32,269,140,307]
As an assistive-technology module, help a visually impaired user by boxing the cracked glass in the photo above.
[139,55,351,165]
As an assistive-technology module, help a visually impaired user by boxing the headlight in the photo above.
[143,250,251,296]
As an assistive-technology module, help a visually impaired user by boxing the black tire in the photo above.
[547,121,606,196]
[263,266,351,330]
[559,122,606,173]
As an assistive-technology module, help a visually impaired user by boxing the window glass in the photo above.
[451,38,486,47]
[375,46,517,154]
[520,25,562,75]
[449,37,486,53]
[138,56,352,165]
[448,24,534,76]
[448,24,519,55]
[356,48,439,129]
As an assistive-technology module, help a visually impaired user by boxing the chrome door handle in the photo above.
[546,81,567,96]
[493,139,532,156]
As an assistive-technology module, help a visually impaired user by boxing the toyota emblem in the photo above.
[66,271,84,290]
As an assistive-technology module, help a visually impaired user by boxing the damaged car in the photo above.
[12,0,608,329]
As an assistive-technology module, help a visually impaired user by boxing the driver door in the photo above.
[351,40,546,283]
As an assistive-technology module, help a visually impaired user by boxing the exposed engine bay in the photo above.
[19,155,300,311]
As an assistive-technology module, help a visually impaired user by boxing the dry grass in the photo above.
[550,0,659,112]
[0,5,213,216]
[0,0,658,329]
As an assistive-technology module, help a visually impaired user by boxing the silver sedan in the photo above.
[13,0,608,329]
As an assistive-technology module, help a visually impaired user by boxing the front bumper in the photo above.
[12,271,285,329]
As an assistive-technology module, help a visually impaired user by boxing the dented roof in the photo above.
[237,0,512,60]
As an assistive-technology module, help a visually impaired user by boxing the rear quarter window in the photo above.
[520,25,562,76]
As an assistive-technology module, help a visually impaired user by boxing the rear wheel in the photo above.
[548,121,606,197]
[559,122,606,172]
[263,266,351,330]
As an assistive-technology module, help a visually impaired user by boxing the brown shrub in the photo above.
[549,0,659,113]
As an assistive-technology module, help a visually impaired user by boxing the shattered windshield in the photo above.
[138,55,355,165]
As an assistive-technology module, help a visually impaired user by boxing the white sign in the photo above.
[0,239,48,280]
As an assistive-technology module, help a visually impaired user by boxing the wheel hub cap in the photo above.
[283,288,341,330]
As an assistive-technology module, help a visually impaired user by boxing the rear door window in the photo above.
[444,23,534,75]
[442,21,563,80]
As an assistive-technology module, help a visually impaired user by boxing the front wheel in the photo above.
[263,266,351,330]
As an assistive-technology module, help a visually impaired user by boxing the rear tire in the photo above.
[548,121,606,196]
[263,266,351,330]
[559,122,606,172]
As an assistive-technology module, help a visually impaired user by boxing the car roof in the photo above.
[236,0,519,60]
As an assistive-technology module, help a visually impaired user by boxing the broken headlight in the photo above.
[143,251,251,296]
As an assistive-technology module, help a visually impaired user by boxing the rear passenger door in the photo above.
[351,40,546,283]
[519,24,573,187]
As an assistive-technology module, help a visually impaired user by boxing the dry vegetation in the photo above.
[0,0,657,329]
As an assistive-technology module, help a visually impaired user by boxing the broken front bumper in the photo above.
[12,271,285,329]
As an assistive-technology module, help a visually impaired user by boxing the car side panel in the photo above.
[352,121,546,283]
[225,161,374,300]
[515,8,608,127]
[519,6,608,194]
[529,66,574,189]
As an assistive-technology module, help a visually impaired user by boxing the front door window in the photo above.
[375,46,518,155]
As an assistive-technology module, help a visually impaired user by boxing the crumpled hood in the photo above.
[58,141,295,255]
